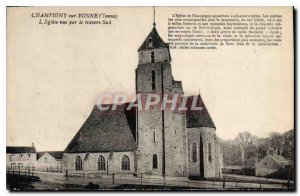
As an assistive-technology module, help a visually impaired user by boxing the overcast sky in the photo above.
[7,7,293,151]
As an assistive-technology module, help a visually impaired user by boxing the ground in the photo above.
[6,171,295,191]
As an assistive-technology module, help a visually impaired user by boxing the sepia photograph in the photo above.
[5,6,294,191]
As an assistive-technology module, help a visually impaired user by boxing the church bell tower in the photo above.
[135,8,188,177]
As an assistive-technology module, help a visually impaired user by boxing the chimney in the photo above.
[32,142,35,148]
[268,148,274,156]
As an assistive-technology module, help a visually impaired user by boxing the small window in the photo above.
[208,143,212,162]
[18,163,23,168]
[98,156,106,170]
[153,154,158,169]
[153,130,158,143]
[151,51,155,63]
[11,163,16,169]
[148,38,153,48]
[151,70,156,90]
[75,156,83,171]
[192,142,197,162]
[121,155,130,170]
[44,157,48,163]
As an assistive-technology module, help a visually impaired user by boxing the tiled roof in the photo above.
[185,95,216,128]
[37,151,64,160]
[6,146,36,154]
[271,154,292,166]
[64,103,137,153]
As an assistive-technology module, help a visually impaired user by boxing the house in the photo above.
[255,148,292,177]
[6,144,36,169]
[36,151,64,172]
[62,20,223,178]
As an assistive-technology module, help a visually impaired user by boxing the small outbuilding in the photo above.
[255,149,292,177]
[36,151,64,172]
[6,144,37,169]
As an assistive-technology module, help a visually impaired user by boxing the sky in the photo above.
[7,7,294,151]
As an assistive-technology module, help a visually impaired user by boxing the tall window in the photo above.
[153,154,158,169]
[151,51,155,63]
[153,130,158,143]
[98,155,106,170]
[75,156,83,171]
[151,70,156,90]
[208,143,212,162]
[121,155,130,170]
[192,142,197,162]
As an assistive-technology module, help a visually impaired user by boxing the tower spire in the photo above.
[153,6,156,27]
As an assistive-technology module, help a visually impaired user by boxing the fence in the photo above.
[6,166,36,177]
[63,170,294,190]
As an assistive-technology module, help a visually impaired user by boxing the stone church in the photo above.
[62,21,223,179]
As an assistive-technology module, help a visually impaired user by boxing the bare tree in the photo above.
[234,131,256,164]
[282,129,294,160]
[269,132,284,154]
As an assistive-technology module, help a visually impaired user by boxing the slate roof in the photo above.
[64,103,137,153]
[185,95,216,128]
[6,146,36,154]
[37,151,64,160]
[138,27,169,51]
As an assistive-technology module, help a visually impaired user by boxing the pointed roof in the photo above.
[138,27,169,51]
[185,95,216,128]
[64,103,137,153]
[37,151,64,160]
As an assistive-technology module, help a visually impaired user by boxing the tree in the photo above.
[244,145,258,168]
[255,137,270,161]
[220,139,242,166]
[269,132,284,154]
[281,129,294,160]
[233,131,256,164]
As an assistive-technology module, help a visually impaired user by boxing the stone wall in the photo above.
[255,155,280,176]
[36,153,62,172]
[6,153,37,168]
[138,48,170,65]
[214,137,223,178]
[187,127,221,178]
[136,46,188,177]
[62,151,135,175]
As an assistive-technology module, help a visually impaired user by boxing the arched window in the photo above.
[121,155,130,170]
[98,155,106,170]
[75,156,83,171]
[153,154,158,169]
[192,142,197,162]
[151,51,155,63]
[208,143,212,162]
[148,38,152,48]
